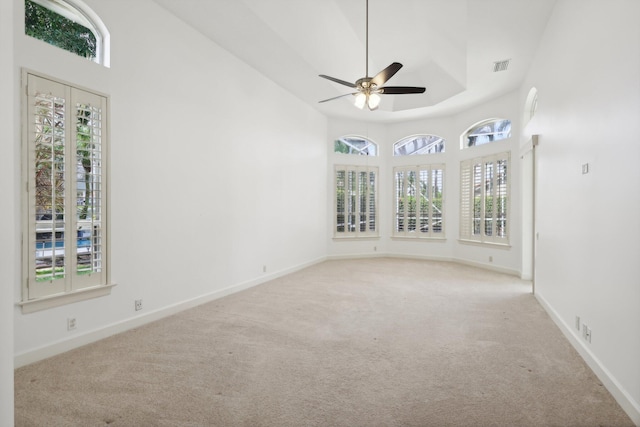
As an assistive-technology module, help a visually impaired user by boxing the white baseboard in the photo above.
[14,256,327,368]
[451,257,521,277]
[326,252,388,261]
[327,252,526,280]
[535,292,640,426]
[327,253,521,277]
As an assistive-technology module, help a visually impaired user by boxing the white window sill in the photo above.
[332,235,380,241]
[458,239,511,249]
[18,283,117,314]
[391,236,447,242]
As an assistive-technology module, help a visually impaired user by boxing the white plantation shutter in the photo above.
[473,163,482,236]
[368,171,376,232]
[28,76,68,298]
[495,159,508,238]
[459,161,472,239]
[334,165,378,237]
[459,152,509,244]
[72,87,106,288]
[395,170,406,232]
[25,73,108,301]
[393,164,445,238]
[335,170,346,232]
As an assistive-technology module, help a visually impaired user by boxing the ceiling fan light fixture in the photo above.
[318,0,425,109]
[368,93,381,110]
[354,92,367,109]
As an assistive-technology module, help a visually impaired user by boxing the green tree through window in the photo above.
[25,0,97,60]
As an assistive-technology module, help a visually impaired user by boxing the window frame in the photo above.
[459,152,510,246]
[20,69,113,313]
[393,134,445,156]
[392,164,446,240]
[334,135,378,156]
[25,0,111,67]
[333,165,379,239]
[460,118,512,149]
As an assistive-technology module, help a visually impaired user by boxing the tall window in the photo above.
[334,166,378,238]
[334,136,377,156]
[461,119,511,149]
[24,0,110,66]
[460,153,510,245]
[394,165,445,238]
[22,72,110,311]
[393,134,445,156]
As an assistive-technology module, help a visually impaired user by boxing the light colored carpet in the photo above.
[15,258,633,426]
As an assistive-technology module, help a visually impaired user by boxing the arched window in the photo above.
[334,135,378,156]
[393,134,445,156]
[461,119,511,149]
[524,87,538,123]
[25,0,110,66]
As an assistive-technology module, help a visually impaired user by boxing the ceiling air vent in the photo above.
[493,59,511,72]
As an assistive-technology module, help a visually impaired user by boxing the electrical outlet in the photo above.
[575,316,580,331]
[585,326,591,343]
[135,299,143,311]
[67,318,77,331]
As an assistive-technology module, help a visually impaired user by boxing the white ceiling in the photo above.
[152,0,557,122]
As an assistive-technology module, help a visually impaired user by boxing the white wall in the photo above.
[1,0,15,423]
[327,92,523,277]
[12,0,328,363]
[523,0,640,422]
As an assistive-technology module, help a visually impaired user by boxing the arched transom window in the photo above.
[394,134,445,156]
[25,0,110,66]
[334,136,378,156]
[461,119,511,149]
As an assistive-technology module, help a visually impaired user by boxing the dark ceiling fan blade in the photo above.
[380,86,426,95]
[319,74,357,88]
[370,62,403,87]
[318,93,357,103]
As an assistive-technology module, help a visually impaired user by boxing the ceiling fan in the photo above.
[318,0,426,111]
